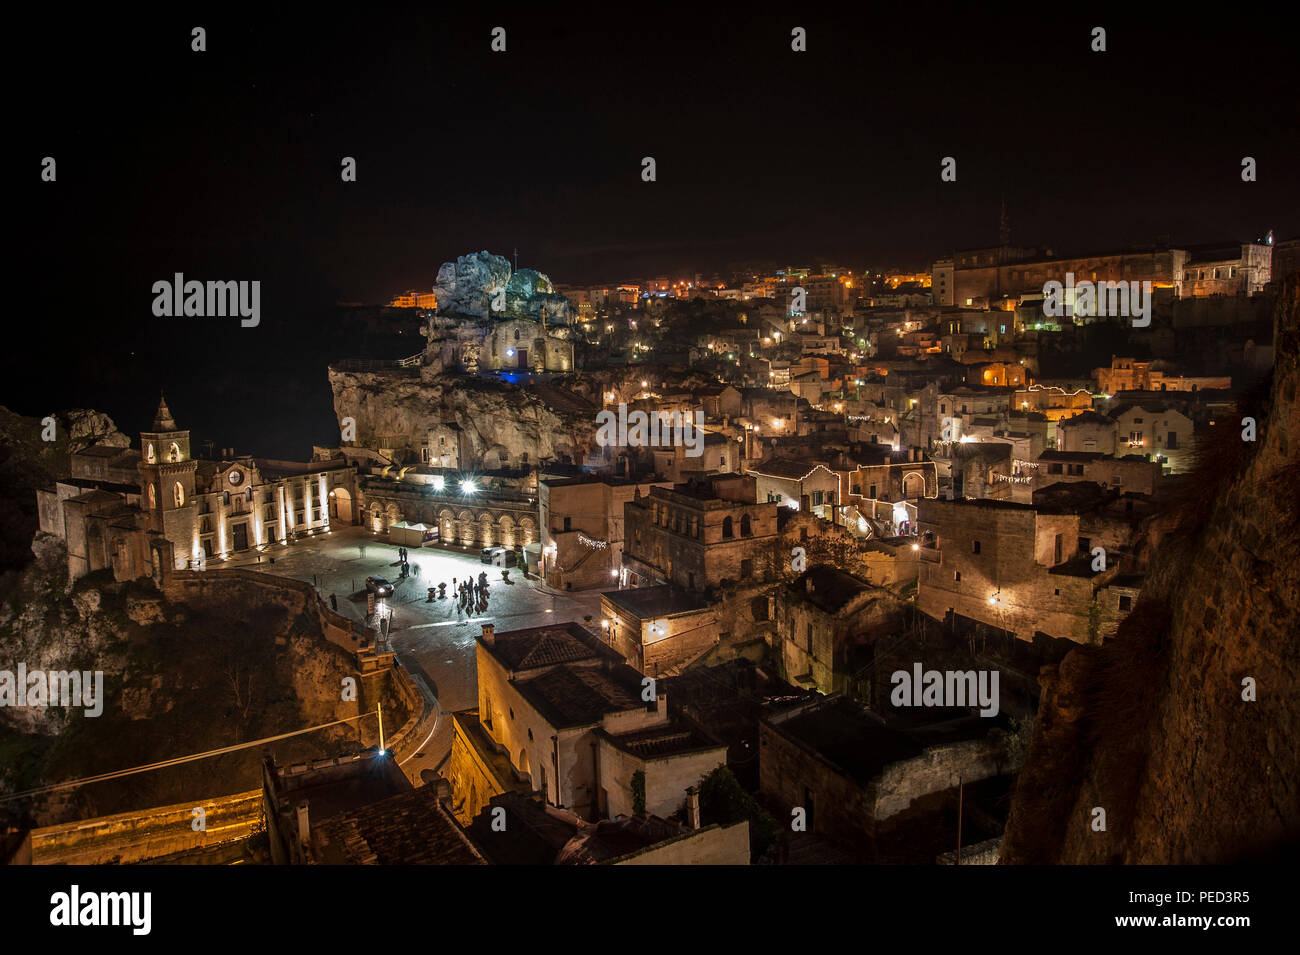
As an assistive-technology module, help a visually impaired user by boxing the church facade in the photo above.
[38,397,359,583]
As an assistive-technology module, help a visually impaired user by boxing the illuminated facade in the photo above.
[39,397,357,581]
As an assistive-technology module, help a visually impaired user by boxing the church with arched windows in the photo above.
[37,396,359,583]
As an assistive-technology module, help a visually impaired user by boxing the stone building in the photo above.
[951,245,1181,306]
[1035,451,1164,497]
[599,585,717,676]
[456,622,725,823]
[539,476,673,591]
[775,566,880,695]
[38,397,357,581]
[1179,241,1272,297]
[746,458,841,519]
[463,792,749,865]
[915,488,1142,644]
[359,471,538,550]
[759,696,1012,863]
[1056,410,1118,455]
[1109,402,1196,473]
[622,475,780,591]
[262,749,484,865]
[1096,356,1232,395]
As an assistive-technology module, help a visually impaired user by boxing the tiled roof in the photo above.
[515,665,645,728]
[486,622,604,671]
[312,783,485,865]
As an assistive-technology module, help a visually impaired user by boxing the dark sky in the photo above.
[10,5,1299,455]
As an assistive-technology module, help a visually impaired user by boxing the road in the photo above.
[224,526,605,772]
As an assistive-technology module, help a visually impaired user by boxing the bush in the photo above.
[698,765,780,862]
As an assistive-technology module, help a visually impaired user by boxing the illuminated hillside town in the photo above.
[8,229,1297,869]
[4,13,1296,917]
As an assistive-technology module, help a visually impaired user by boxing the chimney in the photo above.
[686,786,701,830]
[481,623,495,647]
[296,800,311,848]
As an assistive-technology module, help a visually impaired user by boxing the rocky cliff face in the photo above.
[0,542,376,825]
[329,369,601,467]
[1001,276,1300,863]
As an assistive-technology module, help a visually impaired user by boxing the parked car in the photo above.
[365,576,394,597]
[480,547,499,563]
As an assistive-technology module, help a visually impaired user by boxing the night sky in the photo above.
[12,7,1299,456]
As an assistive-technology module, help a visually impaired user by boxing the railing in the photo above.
[332,357,422,375]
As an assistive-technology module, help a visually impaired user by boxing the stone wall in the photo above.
[1001,275,1300,863]
[31,790,262,865]
[611,820,750,865]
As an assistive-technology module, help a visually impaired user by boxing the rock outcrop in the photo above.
[0,544,397,825]
[1000,275,1300,863]
[433,250,571,324]
[329,369,600,468]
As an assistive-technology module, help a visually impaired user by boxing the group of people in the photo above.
[454,572,491,614]
[396,546,419,579]
[425,571,493,614]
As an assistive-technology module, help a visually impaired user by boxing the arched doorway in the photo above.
[903,471,926,500]
[330,487,354,524]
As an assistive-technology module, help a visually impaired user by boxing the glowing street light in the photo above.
[461,479,478,494]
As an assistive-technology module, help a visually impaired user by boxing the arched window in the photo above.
[722,516,734,538]
[173,482,185,507]
[168,442,181,462]
[148,483,157,508]
[514,328,520,341]
[145,444,156,464]
[222,491,231,506]
[740,514,752,536]
[245,487,254,502]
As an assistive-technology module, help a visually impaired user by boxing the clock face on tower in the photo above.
[228,469,245,487]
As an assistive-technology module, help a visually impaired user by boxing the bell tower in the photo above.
[138,394,199,567]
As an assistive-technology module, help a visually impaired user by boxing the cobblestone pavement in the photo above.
[225,525,605,769]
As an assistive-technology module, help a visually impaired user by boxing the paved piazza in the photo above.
[224,525,604,769]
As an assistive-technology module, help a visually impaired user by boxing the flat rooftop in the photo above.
[602,585,710,619]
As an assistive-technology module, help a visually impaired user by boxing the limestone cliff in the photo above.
[1001,275,1300,863]
[329,369,602,467]
[0,542,391,826]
